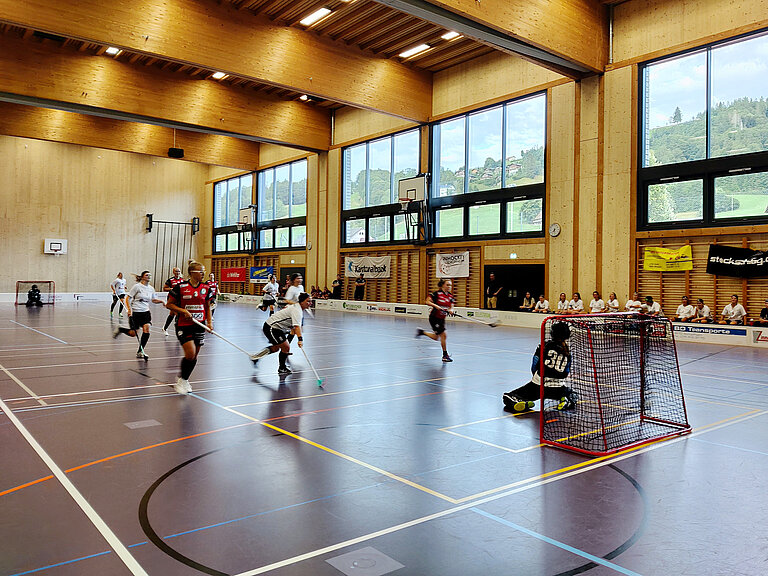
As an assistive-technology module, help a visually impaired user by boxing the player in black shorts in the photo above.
[502,321,576,413]
[415,279,456,362]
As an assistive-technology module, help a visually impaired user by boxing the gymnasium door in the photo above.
[484,264,545,311]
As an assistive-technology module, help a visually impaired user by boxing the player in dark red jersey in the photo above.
[502,321,576,413]
[206,272,219,317]
[162,267,184,336]
[165,261,212,395]
[415,278,456,362]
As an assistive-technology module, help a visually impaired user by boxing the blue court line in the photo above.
[470,507,643,576]
[691,437,768,457]
[9,550,112,575]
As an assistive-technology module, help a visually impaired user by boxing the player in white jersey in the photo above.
[114,271,163,359]
[260,274,280,315]
[284,273,305,305]
[110,272,127,317]
[251,293,313,374]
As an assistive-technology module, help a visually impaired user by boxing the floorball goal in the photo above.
[15,281,56,305]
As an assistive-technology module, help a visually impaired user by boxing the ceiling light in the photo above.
[299,95,309,101]
[105,47,121,56]
[441,31,461,41]
[399,44,431,58]
[300,8,332,26]
[211,71,228,80]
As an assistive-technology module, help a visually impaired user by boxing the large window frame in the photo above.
[429,92,547,242]
[256,158,308,251]
[639,30,768,230]
[212,173,254,254]
[341,128,421,247]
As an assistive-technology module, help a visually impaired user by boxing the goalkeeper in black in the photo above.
[503,321,576,413]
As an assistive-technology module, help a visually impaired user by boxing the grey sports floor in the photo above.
[1,302,766,576]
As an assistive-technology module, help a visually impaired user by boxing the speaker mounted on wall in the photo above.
[168,147,185,159]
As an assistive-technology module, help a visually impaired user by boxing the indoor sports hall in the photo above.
[3,1,768,575]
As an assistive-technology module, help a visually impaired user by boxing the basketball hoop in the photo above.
[236,221,247,232]
[50,247,62,257]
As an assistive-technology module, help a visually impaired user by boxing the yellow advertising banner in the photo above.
[643,245,693,271]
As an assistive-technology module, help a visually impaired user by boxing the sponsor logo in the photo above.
[377,305,392,312]
[343,302,362,311]
[395,306,406,314]
[752,330,768,343]
[674,325,746,336]
[367,304,378,311]
[406,306,422,315]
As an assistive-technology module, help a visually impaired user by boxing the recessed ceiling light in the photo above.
[299,94,309,101]
[211,71,228,80]
[399,44,431,58]
[441,31,461,41]
[105,47,121,56]
[300,8,332,26]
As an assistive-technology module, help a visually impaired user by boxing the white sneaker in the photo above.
[163,328,169,336]
[174,377,190,395]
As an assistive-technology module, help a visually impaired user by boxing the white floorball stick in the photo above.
[191,317,254,357]
[300,346,324,387]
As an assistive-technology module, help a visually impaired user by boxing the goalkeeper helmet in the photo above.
[551,322,571,342]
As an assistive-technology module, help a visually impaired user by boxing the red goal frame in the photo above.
[15,281,56,305]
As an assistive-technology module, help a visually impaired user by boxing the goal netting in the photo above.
[540,313,690,456]
[15,281,56,305]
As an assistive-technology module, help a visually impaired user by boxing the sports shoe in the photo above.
[442,353,453,363]
[162,328,169,336]
[415,328,425,338]
[136,351,144,358]
[557,394,576,411]
[503,392,535,413]
[113,329,120,339]
[174,377,190,395]
[278,366,292,375]
[119,312,123,318]
[110,311,113,318]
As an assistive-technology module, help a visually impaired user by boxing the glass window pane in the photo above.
[241,231,252,252]
[345,219,366,243]
[291,160,307,217]
[643,51,707,167]
[227,178,240,226]
[344,144,367,209]
[434,116,465,197]
[506,95,546,186]
[507,198,543,233]
[292,225,307,247]
[214,182,226,228]
[435,207,464,238]
[275,165,290,219]
[368,138,392,206]
[711,34,768,158]
[394,214,418,241]
[259,229,273,250]
[468,203,501,235]
[714,172,768,219]
[393,130,420,203]
[275,226,290,248]
[226,232,238,251]
[258,169,274,222]
[215,234,226,252]
[468,106,503,192]
[368,216,390,242]
[647,180,703,223]
[240,175,253,210]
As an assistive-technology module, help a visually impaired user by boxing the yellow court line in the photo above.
[197,395,459,503]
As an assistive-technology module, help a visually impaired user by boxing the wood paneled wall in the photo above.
[337,248,422,303]
[0,135,208,294]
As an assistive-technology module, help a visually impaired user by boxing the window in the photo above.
[255,158,308,250]
[430,93,546,241]
[341,128,420,246]
[213,173,254,253]
[639,31,768,229]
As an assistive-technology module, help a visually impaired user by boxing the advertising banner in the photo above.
[436,251,470,278]
[345,256,391,278]
[643,246,693,272]
[220,267,248,282]
[706,244,768,277]
[249,266,275,283]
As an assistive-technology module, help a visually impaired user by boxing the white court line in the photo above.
[0,365,47,406]
[0,364,149,576]
[231,409,767,576]
[9,320,68,344]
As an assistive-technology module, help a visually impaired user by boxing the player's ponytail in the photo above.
[134,270,151,282]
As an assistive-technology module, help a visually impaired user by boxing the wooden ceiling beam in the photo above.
[0,34,330,151]
[0,101,262,170]
[0,0,432,121]
[377,0,608,76]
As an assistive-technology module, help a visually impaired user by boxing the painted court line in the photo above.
[0,363,47,406]
[8,320,68,344]
[471,507,642,576]
[0,394,148,575]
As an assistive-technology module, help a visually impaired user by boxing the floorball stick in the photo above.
[451,311,499,328]
[300,346,324,387]
[191,318,255,357]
